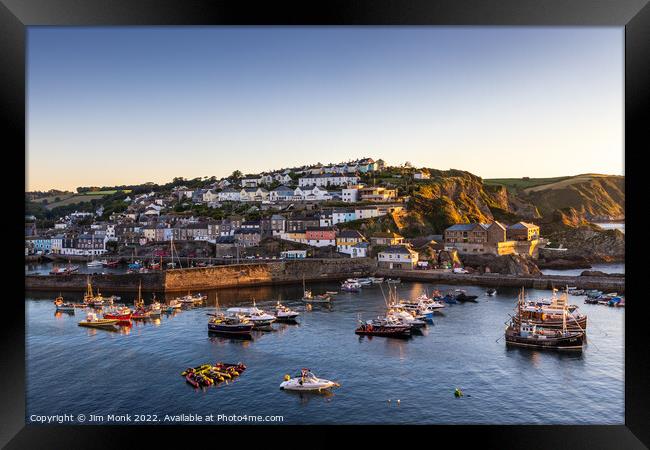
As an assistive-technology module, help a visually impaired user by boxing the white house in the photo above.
[216,179,231,189]
[414,171,430,180]
[273,173,292,184]
[218,188,241,202]
[241,177,262,187]
[355,206,384,220]
[350,242,369,258]
[270,186,295,202]
[377,245,419,269]
[297,185,331,201]
[50,235,64,254]
[202,189,219,203]
[298,174,360,188]
[240,187,269,202]
[342,185,361,203]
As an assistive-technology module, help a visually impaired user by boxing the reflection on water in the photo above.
[26,282,624,425]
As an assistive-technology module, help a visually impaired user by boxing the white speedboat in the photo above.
[274,302,300,321]
[227,306,276,327]
[386,307,427,329]
[87,259,103,268]
[356,278,373,286]
[341,281,361,292]
[370,277,384,284]
[280,369,339,392]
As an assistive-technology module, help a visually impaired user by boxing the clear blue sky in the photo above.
[27,27,623,191]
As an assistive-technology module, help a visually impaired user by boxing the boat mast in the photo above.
[517,287,523,332]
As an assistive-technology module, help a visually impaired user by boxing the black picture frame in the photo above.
[4,0,648,447]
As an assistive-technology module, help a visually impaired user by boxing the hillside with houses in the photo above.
[25,158,624,272]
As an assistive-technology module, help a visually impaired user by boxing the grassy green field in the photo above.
[39,189,132,210]
[483,176,572,191]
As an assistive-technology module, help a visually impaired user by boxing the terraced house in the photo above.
[336,229,366,255]
[443,221,540,256]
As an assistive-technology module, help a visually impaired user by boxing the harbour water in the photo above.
[541,262,625,277]
[26,282,624,425]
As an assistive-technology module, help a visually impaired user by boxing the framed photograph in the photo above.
[4,0,648,447]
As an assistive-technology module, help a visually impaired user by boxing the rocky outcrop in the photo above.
[580,270,625,278]
[540,227,625,263]
[460,253,542,276]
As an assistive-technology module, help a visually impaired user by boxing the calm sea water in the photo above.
[25,281,624,425]
[541,262,625,277]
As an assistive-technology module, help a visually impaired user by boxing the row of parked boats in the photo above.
[54,279,210,331]
[580,290,625,307]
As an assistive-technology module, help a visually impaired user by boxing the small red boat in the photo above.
[185,372,200,388]
[103,312,132,322]
[103,260,120,268]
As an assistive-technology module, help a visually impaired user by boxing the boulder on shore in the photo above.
[460,253,542,276]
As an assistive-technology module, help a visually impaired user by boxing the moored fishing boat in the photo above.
[274,301,300,322]
[53,294,75,313]
[386,306,427,329]
[385,278,401,284]
[340,281,361,293]
[50,262,79,276]
[370,277,384,284]
[452,289,478,302]
[207,312,254,335]
[102,305,132,322]
[302,277,332,302]
[131,282,150,320]
[78,312,118,330]
[355,311,412,338]
[505,289,585,351]
[176,292,207,306]
[148,295,162,318]
[514,288,587,331]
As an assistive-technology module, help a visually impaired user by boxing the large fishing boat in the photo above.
[207,294,255,335]
[513,288,588,331]
[505,289,585,351]
[102,305,132,322]
[50,262,79,276]
[131,282,150,320]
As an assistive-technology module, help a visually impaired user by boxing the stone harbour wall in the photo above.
[163,258,377,292]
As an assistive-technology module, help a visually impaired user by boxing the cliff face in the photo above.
[403,171,623,236]
[521,175,625,221]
